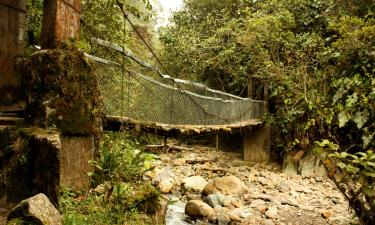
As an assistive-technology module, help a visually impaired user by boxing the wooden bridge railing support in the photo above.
[243,76,271,162]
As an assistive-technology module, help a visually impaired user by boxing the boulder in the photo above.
[182,176,208,193]
[7,193,62,225]
[203,176,250,196]
[185,200,216,220]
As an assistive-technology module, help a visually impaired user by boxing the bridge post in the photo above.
[0,0,26,111]
[41,0,81,49]
[243,76,271,162]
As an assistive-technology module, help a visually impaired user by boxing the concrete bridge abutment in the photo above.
[243,76,271,163]
[243,124,271,162]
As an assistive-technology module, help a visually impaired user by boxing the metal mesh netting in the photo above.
[89,54,264,126]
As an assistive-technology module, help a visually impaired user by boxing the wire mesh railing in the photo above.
[86,40,264,127]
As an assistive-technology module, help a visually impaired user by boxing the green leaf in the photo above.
[353,111,369,129]
[337,162,346,169]
[362,134,374,148]
[338,111,350,128]
[345,93,358,107]
[362,171,375,178]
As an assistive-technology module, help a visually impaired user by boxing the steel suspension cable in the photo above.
[115,1,227,122]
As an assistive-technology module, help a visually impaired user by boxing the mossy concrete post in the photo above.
[243,76,270,162]
[24,47,102,190]
[0,0,26,110]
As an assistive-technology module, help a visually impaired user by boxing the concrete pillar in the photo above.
[60,136,94,190]
[243,125,270,162]
[0,0,26,110]
[41,0,81,49]
[243,77,271,162]
[24,48,101,190]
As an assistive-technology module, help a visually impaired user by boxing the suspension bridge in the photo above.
[86,38,266,136]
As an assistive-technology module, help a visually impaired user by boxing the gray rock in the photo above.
[207,194,221,208]
[214,192,226,205]
[182,176,208,193]
[265,206,278,219]
[217,213,231,225]
[299,153,327,177]
[7,193,62,225]
[185,200,216,220]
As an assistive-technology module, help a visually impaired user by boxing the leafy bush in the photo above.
[89,132,156,186]
[315,140,375,224]
[59,132,159,225]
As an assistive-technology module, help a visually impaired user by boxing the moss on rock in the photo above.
[23,46,102,137]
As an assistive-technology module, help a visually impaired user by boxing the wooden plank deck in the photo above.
[103,115,263,136]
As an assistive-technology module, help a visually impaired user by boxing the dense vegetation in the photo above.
[23,0,374,224]
[160,0,374,223]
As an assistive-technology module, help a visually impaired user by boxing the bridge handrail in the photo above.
[85,52,265,104]
[90,38,263,102]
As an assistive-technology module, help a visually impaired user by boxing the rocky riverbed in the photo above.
[145,143,359,225]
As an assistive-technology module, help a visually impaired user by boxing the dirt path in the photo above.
[146,143,358,225]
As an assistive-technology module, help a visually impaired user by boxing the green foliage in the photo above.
[89,132,157,186]
[60,132,159,225]
[161,1,374,223]
[315,139,375,223]
[59,185,156,225]
[160,0,374,153]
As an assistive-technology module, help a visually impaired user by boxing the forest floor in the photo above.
[147,140,359,225]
